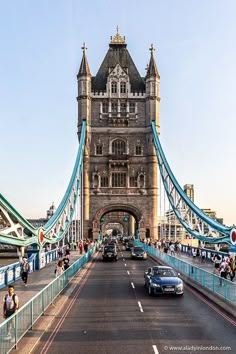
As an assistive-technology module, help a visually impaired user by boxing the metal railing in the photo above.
[0,246,96,353]
[135,241,236,305]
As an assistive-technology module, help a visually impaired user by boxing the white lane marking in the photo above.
[127,270,130,275]
[138,301,143,312]
[123,258,125,261]
[131,282,135,289]
[124,263,127,267]
[152,345,159,354]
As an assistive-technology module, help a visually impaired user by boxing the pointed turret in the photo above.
[145,44,160,131]
[77,43,91,133]
[77,43,91,78]
[146,44,160,79]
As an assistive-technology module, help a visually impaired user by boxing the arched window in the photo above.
[112,139,126,155]
[139,174,145,188]
[111,82,117,94]
[93,174,99,188]
[120,82,126,94]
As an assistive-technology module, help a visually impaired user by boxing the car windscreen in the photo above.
[104,246,115,252]
[133,247,144,252]
[153,269,176,277]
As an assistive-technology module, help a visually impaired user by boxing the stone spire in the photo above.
[77,43,91,77]
[146,44,160,79]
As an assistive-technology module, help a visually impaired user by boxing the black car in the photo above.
[125,242,134,251]
[102,245,118,261]
[144,266,184,296]
[131,246,147,260]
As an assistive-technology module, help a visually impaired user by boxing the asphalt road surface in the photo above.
[33,247,236,354]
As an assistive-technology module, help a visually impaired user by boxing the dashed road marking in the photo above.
[127,270,130,275]
[138,301,143,312]
[124,263,127,267]
[131,282,135,289]
[152,345,159,354]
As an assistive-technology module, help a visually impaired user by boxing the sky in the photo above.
[0,0,236,226]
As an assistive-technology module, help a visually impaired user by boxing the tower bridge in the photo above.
[0,29,235,253]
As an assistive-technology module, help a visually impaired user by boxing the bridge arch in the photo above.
[92,204,145,239]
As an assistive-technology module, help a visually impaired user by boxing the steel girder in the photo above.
[0,120,86,247]
[151,121,234,246]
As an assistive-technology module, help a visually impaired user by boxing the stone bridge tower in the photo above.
[77,29,160,240]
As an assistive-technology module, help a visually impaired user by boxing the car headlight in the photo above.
[176,283,183,290]
[150,282,160,288]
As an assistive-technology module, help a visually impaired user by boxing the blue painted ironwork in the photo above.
[0,119,86,247]
[151,120,234,246]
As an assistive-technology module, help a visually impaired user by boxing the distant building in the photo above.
[160,184,223,241]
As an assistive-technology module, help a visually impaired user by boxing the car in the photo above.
[102,245,118,261]
[144,266,184,296]
[131,246,147,260]
[125,242,134,251]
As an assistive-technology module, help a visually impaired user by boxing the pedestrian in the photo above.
[201,249,206,263]
[65,244,70,256]
[79,242,83,255]
[58,248,63,258]
[63,255,70,270]
[55,260,64,277]
[20,257,30,286]
[3,285,19,340]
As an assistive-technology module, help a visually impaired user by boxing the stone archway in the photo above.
[92,203,146,239]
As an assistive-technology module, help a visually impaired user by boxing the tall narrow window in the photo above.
[112,172,126,187]
[120,102,126,113]
[112,139,126,155]
[103,102,108,113]
[129,102,135,113]
[135,145,142,155]
[101,176,108,187]
[120,82,126,94]
[96,144,103,155]
[111,82,117,94]
[111,102,117,113]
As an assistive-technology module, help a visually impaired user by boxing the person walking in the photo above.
[20,257,30,286]
[3,285,19,340]
[55,260,64,277]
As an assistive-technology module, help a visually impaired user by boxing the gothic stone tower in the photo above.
[77,30,160,240]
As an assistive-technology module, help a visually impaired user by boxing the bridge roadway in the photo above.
[1,246,233,354]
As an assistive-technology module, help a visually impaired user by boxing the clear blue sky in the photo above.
[0,0,236,226]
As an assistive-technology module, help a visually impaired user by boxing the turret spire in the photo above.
[146,44,160,79]
[77,42,91,78]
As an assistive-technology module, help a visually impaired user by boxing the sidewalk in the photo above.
[175,250,235,282]
[0,250,82,324]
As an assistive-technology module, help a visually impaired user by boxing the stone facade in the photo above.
[77,31,160,240]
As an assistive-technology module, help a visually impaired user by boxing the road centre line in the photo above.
[124,263,127,267]
[131,282,135,289]
[152,345,159,354]
[138,301,143,312]
[127,270,130,275]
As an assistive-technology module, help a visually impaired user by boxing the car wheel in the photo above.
[148,285,153,296]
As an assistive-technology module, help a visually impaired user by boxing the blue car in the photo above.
[144,266,184,296]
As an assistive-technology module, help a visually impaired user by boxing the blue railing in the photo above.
[0,246,67,289]
[0,245,96,353]
[135,241,236,305]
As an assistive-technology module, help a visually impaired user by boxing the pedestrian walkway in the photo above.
[175,250,235,282]
[0,250,82,324]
